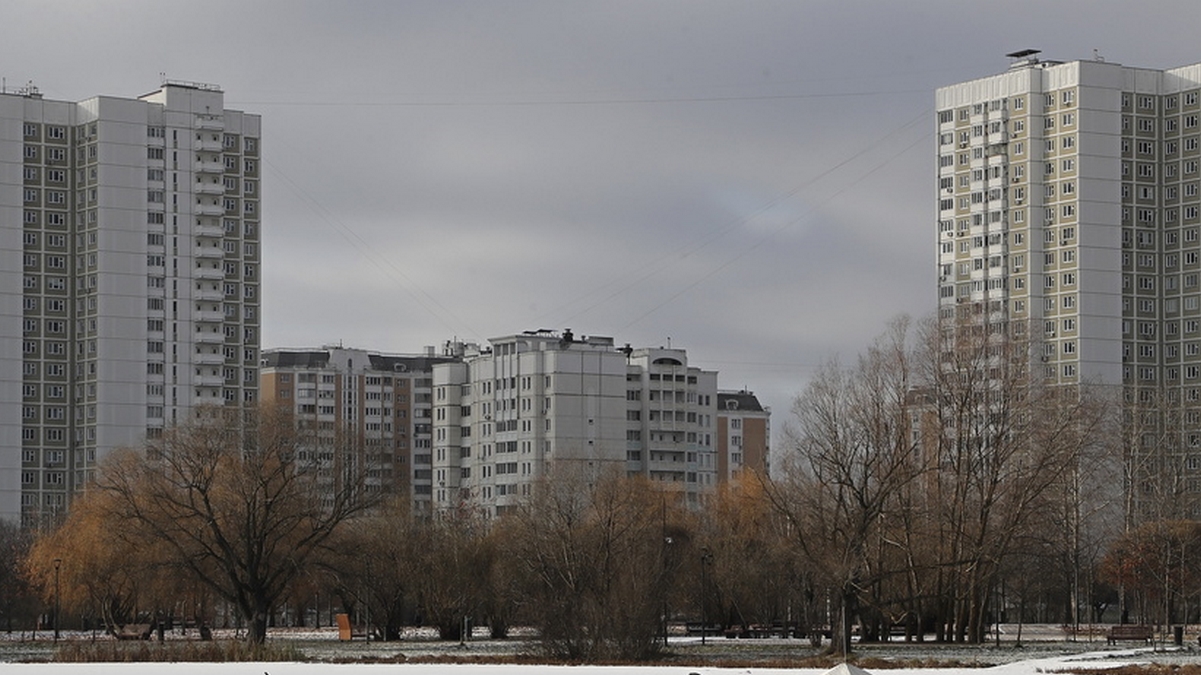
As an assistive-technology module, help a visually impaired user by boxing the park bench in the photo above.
[684,622,722,637]
[1106,624,1152,645]
[114,623,152,640]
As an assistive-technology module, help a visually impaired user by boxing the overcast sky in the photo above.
[5,0,1201,434]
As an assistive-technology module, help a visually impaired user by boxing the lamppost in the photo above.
[53,558,61,643]
[700,548,713,645]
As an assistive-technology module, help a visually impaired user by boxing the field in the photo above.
[0,624,1198,674]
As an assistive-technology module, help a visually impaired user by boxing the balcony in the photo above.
[194,137,223,153]
[195,180,223,195]
[194,221,224,238]
[195,160,224,175]
[194,245,224,259]
[194,284,223,301]
[195,115,224,131]
[193,372,224,387]
[194,264,223,280]
[195,201,224,216]
[195,309,226,323]
[194,351,224,365]
[195,330,224,344]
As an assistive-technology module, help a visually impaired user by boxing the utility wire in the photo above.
[615,107,932,332]
[544,106,930,330]
[263,148,481,341]
[230,88,928,109]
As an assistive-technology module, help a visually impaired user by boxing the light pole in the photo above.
[700,548,713,645]
[53,558,61,643]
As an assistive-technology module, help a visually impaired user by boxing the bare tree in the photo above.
[696,476,805,635]
[502,467,682,660]
[1100,519,1201,627]
[0,521,37,632]
[918,315,1107,642]
[770,314,1110,649]
[96,404,377,643]
[409,505,495,640]
[768,317,923,654]
[323,497,417,640]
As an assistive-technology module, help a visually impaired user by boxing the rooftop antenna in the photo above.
[1005,48,1041,60]
[1005,49,1042,71]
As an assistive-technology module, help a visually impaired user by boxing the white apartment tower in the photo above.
[0,82,261,525]
[431,330,718,517]
[938,54,1201,518]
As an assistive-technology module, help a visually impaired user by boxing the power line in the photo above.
[614,107,930,332]
[262,148,481,341]
[537,105,930,331]
[229,88,929,109]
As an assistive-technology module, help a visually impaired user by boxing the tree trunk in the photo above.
[244,595,271,644]
[827,584,856,656]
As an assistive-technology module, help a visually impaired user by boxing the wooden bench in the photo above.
[114,623,152,640]
[1107,625,1153,645]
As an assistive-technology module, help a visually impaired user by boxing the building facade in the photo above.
[716,390,770,483]
[1,81,260,525]
[260,347,458,512]
[937,54,1201,518]
[430,330,720,517]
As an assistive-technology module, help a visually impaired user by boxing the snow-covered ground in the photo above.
[0,624,1196,674]
[0,647,1182,675]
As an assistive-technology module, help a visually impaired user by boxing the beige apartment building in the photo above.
[259,347,459,512]
[716,390,770,483]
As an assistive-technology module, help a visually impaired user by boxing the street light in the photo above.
[700,548,713,645]
[53,558,61,643]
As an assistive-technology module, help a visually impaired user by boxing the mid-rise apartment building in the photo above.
[260,347,458,512]
[716,390,770,482]
[430,330,720,517]
[0,81,260,525]
[262,333,768,517]
[937,53,1201,519]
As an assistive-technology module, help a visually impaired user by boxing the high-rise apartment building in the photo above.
[1,81,261,525]
[431,330,720,517]
[937,54,1201,519]
[260,347,458,512]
